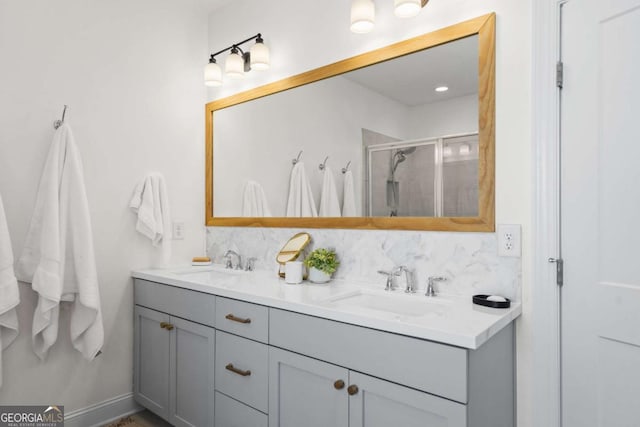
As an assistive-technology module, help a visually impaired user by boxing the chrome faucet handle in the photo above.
[244,257,257,271]
[377,270,399,291]
[426,276,447,297]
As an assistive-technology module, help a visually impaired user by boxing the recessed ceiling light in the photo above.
[435,86,449,92]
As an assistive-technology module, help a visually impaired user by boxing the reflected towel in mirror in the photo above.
[319,165,341,217]
[342,170,357,217]
[242,181,272,217]
[286,162,318,217]
[0,193,19,386]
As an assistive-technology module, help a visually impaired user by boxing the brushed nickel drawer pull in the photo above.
[225,314,252,324]
[160,322,174,331]
[225,363,252,377]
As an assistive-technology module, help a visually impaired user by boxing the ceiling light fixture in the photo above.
[435,86,449,92]
[394,0,428,18]
[204,33,269,87]
[350,0,375,33]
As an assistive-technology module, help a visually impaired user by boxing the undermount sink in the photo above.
[171,266,247,283]
[319,289,450,319]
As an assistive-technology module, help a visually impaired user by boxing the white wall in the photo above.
[407,94,478,138]
[0,0,207,411]
[207,1,532,426]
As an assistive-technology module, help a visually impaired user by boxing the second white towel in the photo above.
[319,166,341,217]
[342,170,357,217]
[242,181,272,217]
[0,193,19,387]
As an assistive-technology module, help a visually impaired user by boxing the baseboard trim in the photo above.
[64,392,143,427]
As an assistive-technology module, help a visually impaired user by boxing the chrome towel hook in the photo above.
[341,161,351,174]
[292,150,303,165]
[319,156,329,171]
[53,105,68,129]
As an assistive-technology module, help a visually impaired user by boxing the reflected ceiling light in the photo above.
[394,0,428,18]
[435,86,449,92]
[204,33,269,86]
[351,0,375,33]
[459,144,471,155]
[443,146,453,157]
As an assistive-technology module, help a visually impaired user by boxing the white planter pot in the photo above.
[308,267,331,284]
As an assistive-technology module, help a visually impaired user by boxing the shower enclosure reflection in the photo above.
[365,133,478,217]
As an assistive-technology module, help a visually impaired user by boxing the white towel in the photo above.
[342,170,357,217]
[242,181,272,217]
[286,162,318,217]
[319,166,341,217]
[129,173,172,264]
[15,123,103,361]
[0,193,19,387]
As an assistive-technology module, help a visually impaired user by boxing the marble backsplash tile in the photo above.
[206,227,521,301]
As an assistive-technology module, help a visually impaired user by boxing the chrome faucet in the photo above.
[244,257,257,271]
[378,269,401,291]
[394,266,415,293]
[224,250,242,270]
[426,276,446,297]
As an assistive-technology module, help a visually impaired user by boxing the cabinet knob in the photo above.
[347,384,359,396]
[160,322,174,331]
[334,380,345,390]
[225,313,252,324]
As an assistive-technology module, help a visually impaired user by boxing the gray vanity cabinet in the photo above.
[268,347,465,427]
[134,306,171,419]
[134,280,216,427]
[269,347,349,427]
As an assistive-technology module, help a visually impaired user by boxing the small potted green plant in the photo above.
[304,248,339,283]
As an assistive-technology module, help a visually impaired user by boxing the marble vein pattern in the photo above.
[206,227,521,301]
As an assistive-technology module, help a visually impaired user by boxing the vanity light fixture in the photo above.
[350,0,428,33]
[351,0,376,33]
[435,86,449,92]
[394,0,428,18]
[204,33,269,86]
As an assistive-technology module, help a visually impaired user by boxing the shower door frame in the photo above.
[365,131,478,217]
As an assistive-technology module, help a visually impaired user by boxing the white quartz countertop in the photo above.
[132,265,521,350]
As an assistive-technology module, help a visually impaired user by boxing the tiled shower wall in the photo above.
[207,227,521,301]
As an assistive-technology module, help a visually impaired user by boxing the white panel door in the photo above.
[561,1,640,426]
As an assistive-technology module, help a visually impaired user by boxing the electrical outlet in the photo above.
[172,221,185,240]
[498,224,521,257]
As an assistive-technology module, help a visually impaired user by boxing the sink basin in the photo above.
[320,289,450,319]
[171,266,247,284]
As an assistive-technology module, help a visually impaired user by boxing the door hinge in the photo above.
[548,258,564,286]
[556,61,564,89]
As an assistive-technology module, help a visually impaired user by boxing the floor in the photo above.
[104,410,173,427]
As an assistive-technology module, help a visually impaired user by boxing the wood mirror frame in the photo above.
[205,13,495,231]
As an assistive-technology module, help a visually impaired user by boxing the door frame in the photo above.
[532,0,566,427]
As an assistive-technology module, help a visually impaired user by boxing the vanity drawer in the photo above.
[269,308,468,403]
[216,297,269,343]
[215,392,268,427]
[215,331,269,413]
[134,279,215,327]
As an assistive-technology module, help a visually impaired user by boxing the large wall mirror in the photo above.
[206,13,495,231]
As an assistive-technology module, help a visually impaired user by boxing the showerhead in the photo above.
[391,147,416,173]
[400,146,417,155]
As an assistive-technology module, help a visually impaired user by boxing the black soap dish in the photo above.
[472,294,511,309]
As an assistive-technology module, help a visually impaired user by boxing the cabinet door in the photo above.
[134,306,171,420]
[269,347,348,427]
[169,316,215,427]
[348,371,467,427]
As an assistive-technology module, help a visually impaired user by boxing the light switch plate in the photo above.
[172,221,185,240]
[498,224,521,257]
